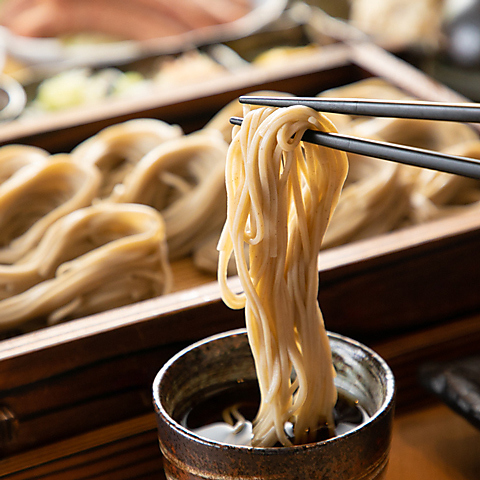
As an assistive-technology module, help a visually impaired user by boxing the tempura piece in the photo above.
[349,0,443,49]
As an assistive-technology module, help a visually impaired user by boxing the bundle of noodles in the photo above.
[351,116,478,154]
[317,77,480,234]
[193,93,296,274]
[318,78,413,132]
[204,91,294,143]
[406,140,480,223]
[0,202,172,333]
[0,154,101,264]
[322,153,410,249]
[218,104,348,446]
[110,130,228,260]
[72,118,183,200]
[349,115,479,224]
[349,0,443,50]
[0,145,50,183]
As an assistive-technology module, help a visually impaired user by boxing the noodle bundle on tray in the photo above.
[1,79,480,338]
[0,203,172,331]
[0,154,101,264]
[109,130,228,260]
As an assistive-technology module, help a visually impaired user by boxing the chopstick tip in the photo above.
[238,95,267,105]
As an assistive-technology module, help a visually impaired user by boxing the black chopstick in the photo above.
[229,117,480,179]
[238,96,480,123]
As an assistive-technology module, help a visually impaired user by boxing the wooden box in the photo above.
[1,41,480,478]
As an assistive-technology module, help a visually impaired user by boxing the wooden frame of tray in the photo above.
[0,41,480,471]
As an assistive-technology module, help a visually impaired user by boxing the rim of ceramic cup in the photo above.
[152,328,395,451]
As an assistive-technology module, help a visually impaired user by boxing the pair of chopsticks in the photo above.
[230,96,480,179]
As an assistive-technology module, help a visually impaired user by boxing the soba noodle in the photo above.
[72,118,183,200]
[218,104,348,446]
[0,202,172,331]
[109,130,228,260]
[318,78,480,239]
[322,153,409,249]
[0,154,101,264]
[0,145,50,184]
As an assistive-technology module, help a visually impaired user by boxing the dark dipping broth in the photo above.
[175,379,368,447]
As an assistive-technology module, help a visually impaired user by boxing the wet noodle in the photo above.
[218,105,348,446]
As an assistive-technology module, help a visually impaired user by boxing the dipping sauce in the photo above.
[176,380,369,446]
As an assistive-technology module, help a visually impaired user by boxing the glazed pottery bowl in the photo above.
[152,329,395,480]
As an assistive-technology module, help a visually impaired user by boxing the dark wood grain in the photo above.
[0,41,479,475]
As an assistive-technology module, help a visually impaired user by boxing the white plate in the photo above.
[0,0,288,70]
[0,74,26,121]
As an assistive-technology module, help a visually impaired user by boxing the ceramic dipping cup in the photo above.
[153,328,395,480]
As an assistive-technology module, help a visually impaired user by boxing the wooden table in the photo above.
[1,401,478,479]
[387,404,480,480]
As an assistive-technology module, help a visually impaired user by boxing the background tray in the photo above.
[0,41,479,475]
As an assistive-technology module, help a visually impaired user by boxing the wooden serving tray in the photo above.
[0,41,479,474]
[0,43,354,152]
[1,318,479,478]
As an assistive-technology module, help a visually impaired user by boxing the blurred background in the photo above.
[2,0,480,123]
[0,3,479,478]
